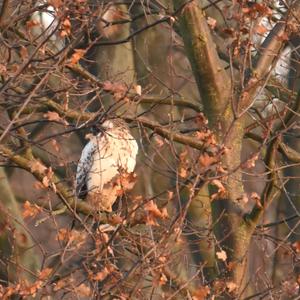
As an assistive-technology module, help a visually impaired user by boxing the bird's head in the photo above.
[90,119,117,136]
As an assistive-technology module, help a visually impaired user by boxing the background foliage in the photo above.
[0,0,299,299]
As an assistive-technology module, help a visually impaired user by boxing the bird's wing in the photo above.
[75,139,97,198]
[87,136,120,192]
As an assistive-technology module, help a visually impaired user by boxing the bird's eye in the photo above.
[91,126,102,135]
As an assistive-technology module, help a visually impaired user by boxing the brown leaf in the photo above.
[20,46,29,60]
[70,49,86,65]
[102,81,128,100]
[207,17,217,29]
[241,193,249,204]
[90,267,109,282]
[98,6,127,39]
[39,268,52,280]
[33,181,45,190]
[56,228,69,241]
[145,201,162,217]
[56,228,87,248]
[179,148,188,161]
[211,179,226,200]
[226,281,237,293]
[75,283,92,297]
[227,261,237,271]
[192,286,210,300]
[26,20,39,30]
[216,249,227,261]
[23,201,42,218]
[120,172,137,191]
[250,192,262,208]
[61,18,71,37]
[53,277,73,291]
[154,136,164,148]
[44,167,54,185]
[242,153,259,169]
[42,175,49,187]
[255,24,268,35]
[49,0,63,8]
[179,167,188,178]
[292,241,300,253]
[282,280,299,296]
[198,153,217,168]
[43,111,68,125]
[43,111,61,122]
[29,160,47,174]
[0,64,7,75]
[135,84,142,95]
[160,207,169,219]
[51,139,60,152]
[167,190,174,201]
[277,32,289,41]
[109,215,123,225]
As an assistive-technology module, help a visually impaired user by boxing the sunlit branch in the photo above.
[0,144,94,216]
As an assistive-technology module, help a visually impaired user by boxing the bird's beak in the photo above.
[91,125,104,135]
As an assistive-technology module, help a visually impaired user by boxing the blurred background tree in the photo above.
[0,0,299,299]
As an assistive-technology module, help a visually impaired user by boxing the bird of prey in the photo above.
[75,118,138,212]
[30,0,64,51]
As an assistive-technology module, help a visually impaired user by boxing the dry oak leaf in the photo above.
[23,201,42,218]
[277,32,289,42]
[255,24,268,35]
[282,280,299,296]
[53,278,73,291]
[43,111,61,121]
[207,16,217,29]
[102,81,127,93]
[51,139,60,152]
[292,241,300,253]
[42,167,54,188]
[199,152,217,168]
[145,200,168,219]
[20,46,29,60]
[179,167,188,178]
[49,0,63,8]
[216,249,227,261]
[250,192,262,208]
[56,228,87,248]
[109,215,123,225]
[167,190,174,201]
[152,271,168,287]
[179,148,188,161]
[75,283,92,297]
[210,179,226,200]
[42,176,50,187]
[70,49,86,65]
[102,81,128,101]
[90,267,109,282]
[158,273,168,286]
[135,84,142,95]
[38,268,52,280]
[154,136,165,148]
[26,19,39,29]
[61,18,71,37]
[44,111,69,126]
[250,3,272,16]
[226,281,238,293]
[29,160,47,174]
[242,153,259,169]
[192,285,210,300]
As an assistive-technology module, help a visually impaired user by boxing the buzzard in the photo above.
[75,119,138,212]
[31,1,64,51]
